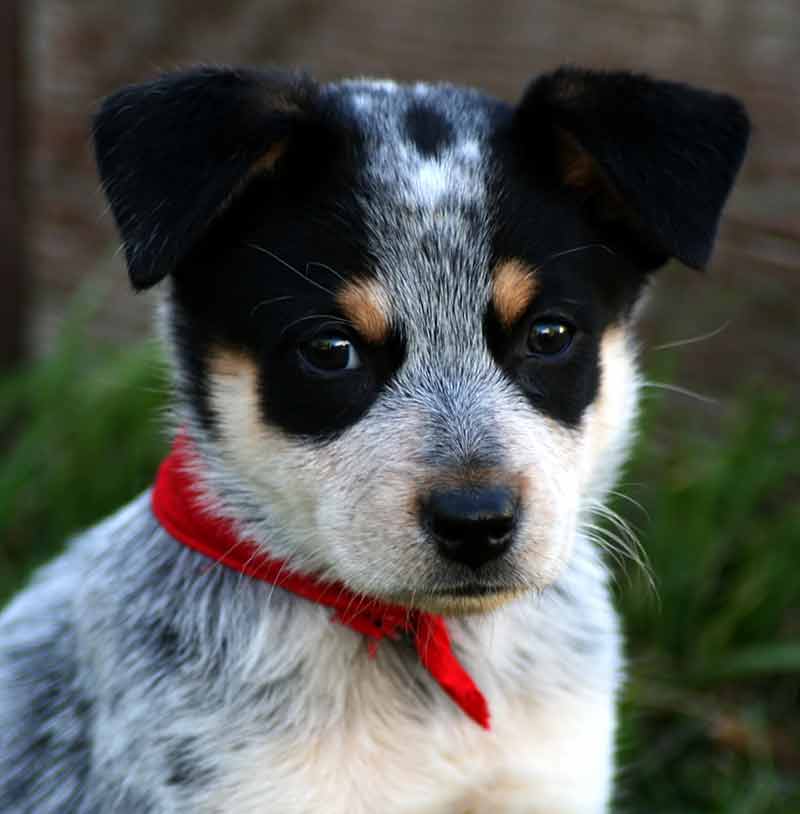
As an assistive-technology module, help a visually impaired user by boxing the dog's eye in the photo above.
[527,319,575,356]
[299,334,362,373]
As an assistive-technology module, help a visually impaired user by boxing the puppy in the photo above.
[0,66,748,813]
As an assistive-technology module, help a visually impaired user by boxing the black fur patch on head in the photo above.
[93,67,323,290]
[171,127,405,439]
[93,66,749,436]
[93,68,409,441]
[404,102,455,158]
[515,67,750,270]
[484,105,644,427]
[478,67,749,426]
[482,247,621,429]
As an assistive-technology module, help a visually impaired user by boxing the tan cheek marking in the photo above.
[209,347,257,379]
[596,325,628,423]
[582,324,636,475]
[207,348,268,449]
[492,260,539,329]
[336,278,391,344]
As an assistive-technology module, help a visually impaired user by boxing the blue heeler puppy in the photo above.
[0,66,748,813]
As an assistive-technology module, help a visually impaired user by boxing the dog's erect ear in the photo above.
[93,67,322,290]
[516,67,750,270]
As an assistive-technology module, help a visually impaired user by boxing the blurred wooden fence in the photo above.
[0,0,25,368]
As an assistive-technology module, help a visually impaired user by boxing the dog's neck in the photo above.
[160,417,621,706]
[152,432,492,729]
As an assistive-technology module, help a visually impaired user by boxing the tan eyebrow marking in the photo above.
[491,259,539,328]
[336,278,392,344]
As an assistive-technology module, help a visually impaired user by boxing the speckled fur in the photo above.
[1,491,622,813]
[0,69,748,813]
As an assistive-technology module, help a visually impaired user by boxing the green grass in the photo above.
[0,308,168,602]
[615,393,800,813]
[0,319,797,812]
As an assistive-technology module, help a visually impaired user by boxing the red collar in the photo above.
[151,435,490,730]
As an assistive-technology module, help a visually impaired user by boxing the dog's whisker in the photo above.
[250,295,295,319]
[584,499,652,577]
[650,320,732,352]
[584,531,628,582]
[262,557,295,614]
[203,537,252,575]
[305,260,347,284]
[335,579,378,622]
[245,243,336,296]
[539,242,616,268]
[279,314,351,339]
[238,545,266,584]
[607,489,651,523]
[582,509,656,595]
[641,380,719,406]
[587,509,643,563]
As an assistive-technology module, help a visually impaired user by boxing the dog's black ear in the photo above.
[516,67,750,270]
[93,67,322,290]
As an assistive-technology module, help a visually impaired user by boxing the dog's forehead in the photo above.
[334,78,496,139]
[330,80,500,344]
[336,79,494,222]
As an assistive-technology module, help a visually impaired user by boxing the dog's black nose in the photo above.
[424,486,517,570]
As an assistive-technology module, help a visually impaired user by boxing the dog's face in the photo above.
[94,68,748,613]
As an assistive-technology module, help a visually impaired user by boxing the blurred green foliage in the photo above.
[0,316,797,813]
[615,393,800,812]
[0,305,168,602]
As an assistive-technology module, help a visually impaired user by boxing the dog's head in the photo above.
[93,67,748,613]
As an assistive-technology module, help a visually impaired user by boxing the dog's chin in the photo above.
[391,585,530,617]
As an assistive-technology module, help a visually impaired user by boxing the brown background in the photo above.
[22,0,800,406]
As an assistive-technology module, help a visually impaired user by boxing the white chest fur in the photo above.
[209,684,615,814]
[198,572,620,814]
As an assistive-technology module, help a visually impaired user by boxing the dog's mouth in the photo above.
[393,582,529,616]
[430,583,511,598]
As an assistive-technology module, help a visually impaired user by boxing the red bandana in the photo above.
[151,435,490,730]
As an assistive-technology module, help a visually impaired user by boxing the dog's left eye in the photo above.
[299,334,362,373]
[527,319,576,356]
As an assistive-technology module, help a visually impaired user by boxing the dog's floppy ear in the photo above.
[516,67,750,270]
[93,67,321,290]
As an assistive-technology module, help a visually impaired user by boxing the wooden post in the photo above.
[0,0,25,368]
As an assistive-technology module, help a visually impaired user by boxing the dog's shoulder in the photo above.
[0,495,165,813]
[0,556,89,812]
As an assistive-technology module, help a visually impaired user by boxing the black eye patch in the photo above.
[257,307,405,439]
[484,246,644,428]
[170,191,406,441]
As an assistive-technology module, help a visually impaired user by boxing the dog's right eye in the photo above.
[298,334,362,374]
